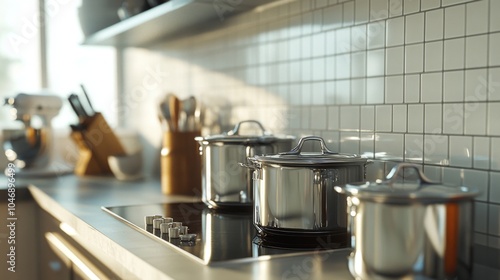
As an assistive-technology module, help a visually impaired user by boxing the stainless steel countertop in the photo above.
[16,174,355,280]
[5,174,500,279]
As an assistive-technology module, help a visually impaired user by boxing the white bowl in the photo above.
[108,151,143,181]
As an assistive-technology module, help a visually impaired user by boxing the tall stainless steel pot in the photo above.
[246,136,369,239]
[196,120,294,209]
[335,163,479,280]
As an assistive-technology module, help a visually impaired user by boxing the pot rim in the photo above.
[248,136,367,166]
[335,163,479,203]
[195,120,295,144]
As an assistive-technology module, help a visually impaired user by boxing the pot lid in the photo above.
[335,163,479,203]
[250,136,367,166]
[196,120,294,144]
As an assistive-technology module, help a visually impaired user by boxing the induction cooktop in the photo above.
[102,202,348,265]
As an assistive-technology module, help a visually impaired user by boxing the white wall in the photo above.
[121,0,500,249]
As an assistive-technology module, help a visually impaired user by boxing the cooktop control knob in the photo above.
[169,227,180,239]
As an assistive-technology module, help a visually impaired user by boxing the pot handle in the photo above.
[239,157,261,170]
[227,120,269,136]
[385,163,435,187]
[280,136,336,155]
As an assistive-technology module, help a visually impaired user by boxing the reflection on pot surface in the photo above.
[196,120,294,209]
[246,136,368,238]
[337,164,478,280]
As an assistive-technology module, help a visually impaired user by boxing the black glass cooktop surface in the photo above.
[102,202,348,265]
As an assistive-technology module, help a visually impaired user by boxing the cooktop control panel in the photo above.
[102,202,348,264]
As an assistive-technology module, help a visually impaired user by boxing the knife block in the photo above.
[70,113,126,176]
[161,131,201,196]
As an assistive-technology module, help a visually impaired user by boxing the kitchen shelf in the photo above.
[83,0,275,47]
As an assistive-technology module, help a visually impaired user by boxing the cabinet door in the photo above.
[39,208,72,279]
[39,208,118,280]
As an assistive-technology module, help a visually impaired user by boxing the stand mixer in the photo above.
[2,93,63,175]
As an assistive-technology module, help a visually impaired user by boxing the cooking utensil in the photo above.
[335,163,478,280]
[80,84,95,117]
[196,120,295,209]
[168,94,180,131]
[158,93,174,131]
[68,93,89,120]
[245,136,368,238]
[181,96,196,131]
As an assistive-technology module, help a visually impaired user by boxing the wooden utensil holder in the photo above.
[70,113,126,176]
[161,131,201,196]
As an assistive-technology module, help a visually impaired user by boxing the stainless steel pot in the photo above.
[335,163,479,280]
[246,136,368,238]
[196,120,294,209]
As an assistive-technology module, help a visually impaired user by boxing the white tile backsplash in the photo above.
[408,104,424,132]
[340,106,360,130]
[475,202,488,233]
[421,0,440,11]
[425,104,442,133]
[421,72,443,102]
[405,74,421,102]
[424,41,443,72]
[404,0,421,14]
[474,137,491,169]
[443,70,464,102]
[488,103,500,136]
[464,169,488,201]
[385,75,404,103]
[464,103,486,135]
[367,49,386,76]
[389,0,404,16]
[489,204,500,236]
[351,78,367,103]
[405,134,424,162]
[466,0,489,35]
[444,5,466,39]
[366,77,385,103]
[386,46,405,75]
[449,135,473,168]
[375,133,404,160]
[490,172,500,203]
[376,105,393,131]
[405,43,424,73]
[360,105,375,131]
[368,21,386,49]
[406,13,425,44]
[393,104,407,132]
[492,0,500,32]
[492,138,500,171]
[466,35,488,69]
[444,38,465,70]
[386,16,405,47]
[443,103,464,134]
[490,33,500,67]
[489,68,500,101]
[328,106,340,130]
[340,131,361,153]
[127,0,500,249]
[355,0,370,24]
[424,134,448,164]
[371,0,389,21]
[425,9,444,41]
[465,69,488,101]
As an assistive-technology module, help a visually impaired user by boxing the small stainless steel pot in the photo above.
[335,163,479,280]
[196,120,294,209]
[246,136,368,238]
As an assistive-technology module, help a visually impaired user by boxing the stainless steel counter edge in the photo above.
[24,175,356,280]
[15,175,500,280]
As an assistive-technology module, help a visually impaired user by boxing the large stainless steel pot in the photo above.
[335,163,479,280]
[246,136,368,239]
[196,120,294,209]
